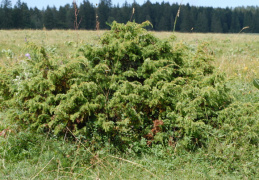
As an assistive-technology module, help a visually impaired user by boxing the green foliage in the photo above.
[0,21,251,151]
[253,79,259,89]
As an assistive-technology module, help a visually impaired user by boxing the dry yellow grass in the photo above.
[154,32,259,81]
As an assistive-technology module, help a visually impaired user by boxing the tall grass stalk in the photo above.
[130,7,135,22]
[173,1,183,33]
[238,26,249,33]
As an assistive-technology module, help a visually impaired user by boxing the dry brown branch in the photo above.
[95,4,100,30]
[73,0,82,30]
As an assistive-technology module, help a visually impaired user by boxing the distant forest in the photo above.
[0,0,259,33]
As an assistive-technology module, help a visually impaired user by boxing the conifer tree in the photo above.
[79,0,95,29]
[1,0,12,28]
[211,10,223,33]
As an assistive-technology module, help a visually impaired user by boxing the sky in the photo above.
[9,0,259,9]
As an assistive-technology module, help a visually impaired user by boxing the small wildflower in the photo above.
[25,53,31,59]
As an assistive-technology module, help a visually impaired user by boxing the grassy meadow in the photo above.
[0,29,258,179]
[1,30,258,80]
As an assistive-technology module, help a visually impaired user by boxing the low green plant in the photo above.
[1,49,15,59]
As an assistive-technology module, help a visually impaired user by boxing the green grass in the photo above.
[0,30,258,179]
[1,128,257,179]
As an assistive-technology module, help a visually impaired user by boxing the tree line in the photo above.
[0,0,259,33]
